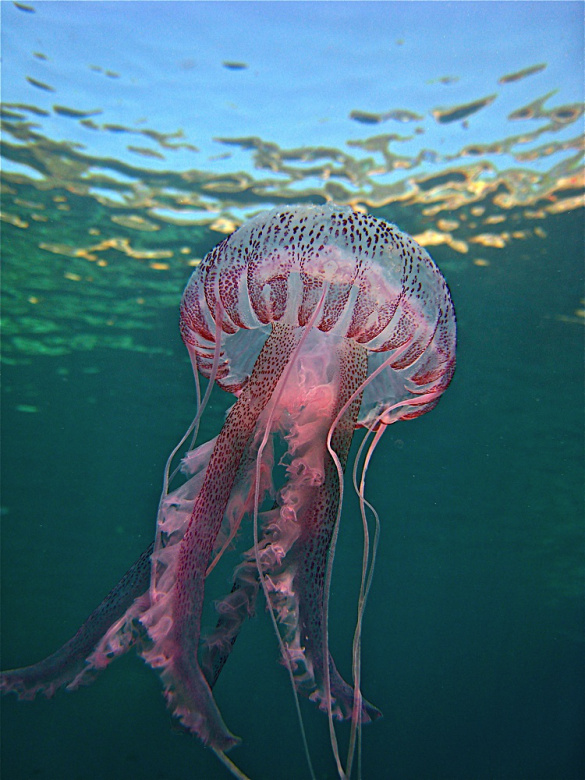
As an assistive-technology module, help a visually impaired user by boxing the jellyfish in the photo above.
[1,204,456,779]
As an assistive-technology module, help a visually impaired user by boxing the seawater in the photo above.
[1,2,583,779]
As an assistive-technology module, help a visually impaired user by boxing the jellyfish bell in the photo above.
[1,204,456,780]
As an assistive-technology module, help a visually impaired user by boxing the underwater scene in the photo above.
[1,2,583,779]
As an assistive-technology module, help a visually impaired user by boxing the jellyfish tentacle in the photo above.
[303,340,377,703]
[0,543,153,700]
[201,434,278,687]
[345,421,384,779]
[282,338,380,723]
[140,322,301,751]
[201,562,261,689]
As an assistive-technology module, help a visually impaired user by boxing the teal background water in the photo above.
[1,2,583,779]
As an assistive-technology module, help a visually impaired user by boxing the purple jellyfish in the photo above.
[1,204,456,779]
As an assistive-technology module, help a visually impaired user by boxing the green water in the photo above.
[1,204,583,779]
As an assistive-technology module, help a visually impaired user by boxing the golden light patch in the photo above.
[0,212,29,228]
[449,239,469,254]
[210,217,238,233]
[40,242,79,257]
[546,195,585,214]
[414,229,468,253]
[437,219,459,232]
[413,229,448,247]
[470,233,507,248]
[110,214,160,231]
